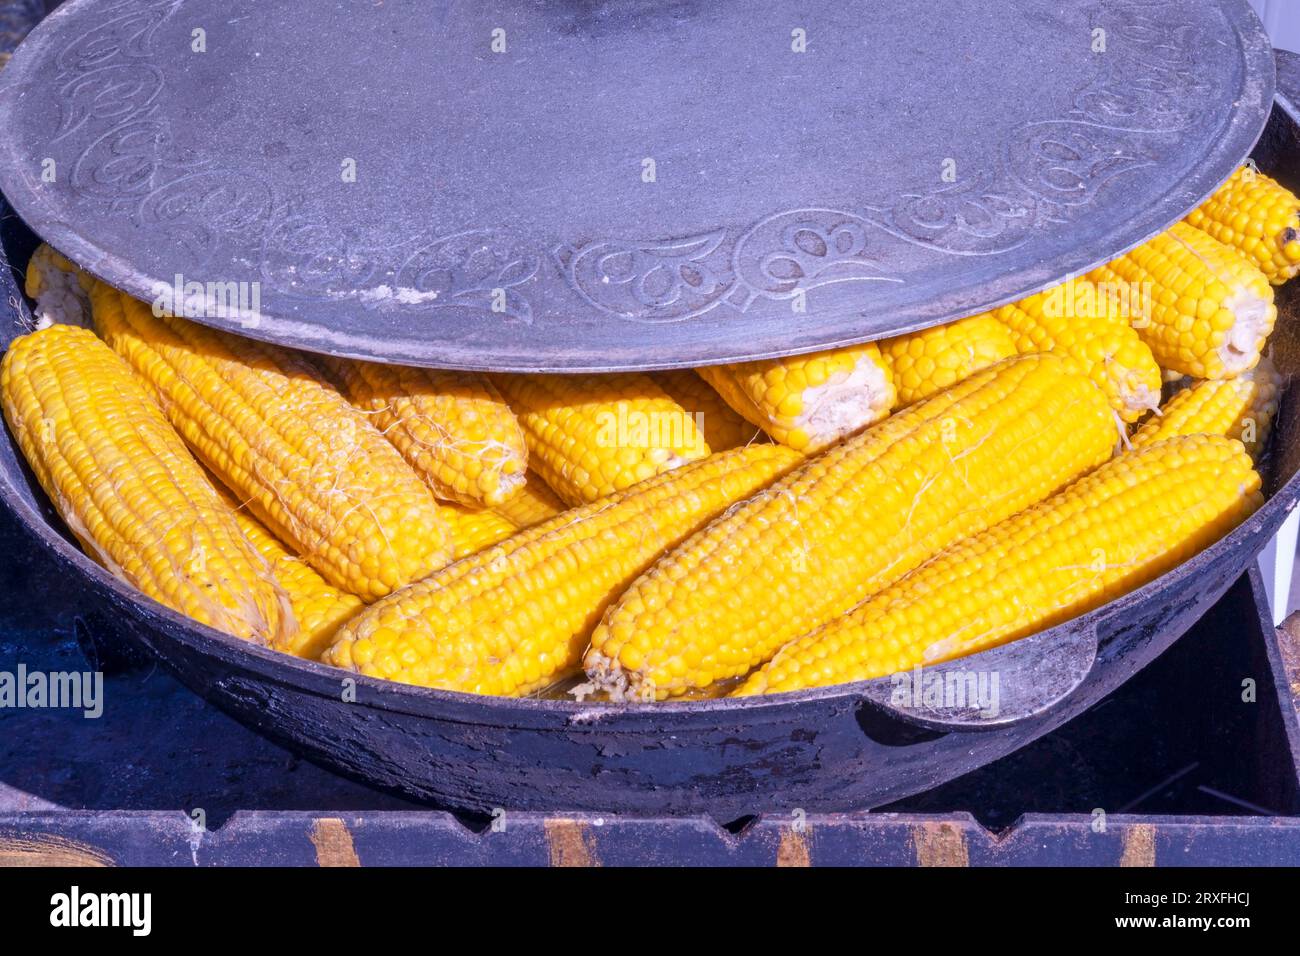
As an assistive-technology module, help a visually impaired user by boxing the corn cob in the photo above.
[1,324,285,642]
[222,492,364,659]
[323,357,528,507]
[1185,165,1300,285]
[221,474,496,652]
[490,372,710,506]
[24,243,94,331]
[443,503,520,558]
[991,280,1162,422]
[880,315,1018,407]
[89,284,452,601]
[1086,222,1276,379]
[650,369,763,450]
[584,353,1116,700]
[323,443,802,696]
[737,435,1261,695]
[1131,356,1283,457]
[696,343,896,452]
[491,471,566,527]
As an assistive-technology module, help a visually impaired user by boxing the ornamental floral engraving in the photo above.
[554,231,729,323]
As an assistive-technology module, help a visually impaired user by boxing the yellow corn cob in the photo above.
[323,357,528,507]
[651,369,763,450]
[991,280,1162,422]
[880,315,1018,406]
[223,493,364,660]
[584,353,1116,700]
[1185,165,1300,285]
[1086,222,1276,380]
[491,471,566,527]
[221,469,491,651]
[89,284,452,601]
[490,372,710,506]
[323,443,802,696]
[1,324,285,642]
[443,503,520,558]
[737,435,1261,695]
[24,243,94,331]
[1130,356,1283,457]
[696,342,896,452]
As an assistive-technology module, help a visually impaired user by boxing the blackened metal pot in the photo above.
[0,44,1298,819]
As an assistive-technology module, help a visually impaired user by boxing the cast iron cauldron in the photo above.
[1,53,1299,821]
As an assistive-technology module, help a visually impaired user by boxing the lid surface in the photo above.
[0,0,1275,370]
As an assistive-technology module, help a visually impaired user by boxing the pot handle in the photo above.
[855,617,1100,732]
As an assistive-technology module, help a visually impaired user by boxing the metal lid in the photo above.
[0,0,1275,371]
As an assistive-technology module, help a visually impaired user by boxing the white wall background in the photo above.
[1251,0,1300,52]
